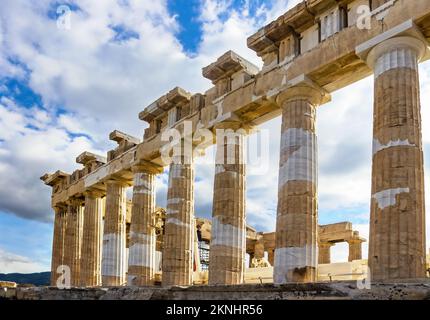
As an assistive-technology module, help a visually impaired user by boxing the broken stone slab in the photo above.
[76,151,107,166]
[139,87,192,123]
[109,130,140,145]
[202,50,259,84]
[40,170,70,186]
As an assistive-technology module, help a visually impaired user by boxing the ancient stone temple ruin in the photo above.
[42,0,430,288]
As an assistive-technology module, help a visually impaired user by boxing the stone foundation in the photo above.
[2,282,430,300]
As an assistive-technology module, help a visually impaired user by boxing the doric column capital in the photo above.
[213,121,247,131]
[346,238,365,245]
[53,205,67,214]
[83,189,105,198]
[131,160,164,175]
[356,21,429,71]
[365,36,426,69]
[318,241,335,249]
[276,75,331,107]
[105,178,130,188]
[66,197,84,207]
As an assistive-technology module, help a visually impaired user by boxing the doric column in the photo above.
[50,206,67,286]
[127,163,163,286]
[162,155,195,286]
[318,242,334,265]
[102,180,128,286]
[274,78,329,284]
[347,239,363,262]
[254,237,265,260]
[365,36,427,280]
[209,124,246,285]
[248,253,255,268]
[267,249,275,266]
[80,191,104,287]
[63,198,84,287]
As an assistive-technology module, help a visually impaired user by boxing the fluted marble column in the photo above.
[274,81,328,284]
[50,206,67,286]
[366,36,427,280]
[162,155,195,286]
[318,242,334,265]
[63,198,84,287]
[80,191,104,287]
[209,125,246,285]
[101,180,128,286]
[347,239,363,262]
[128,163,162,286]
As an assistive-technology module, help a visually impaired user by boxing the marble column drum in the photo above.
[101,180,128,286]
[318,242,334,265]
[50,206,67,286]
[80,191,104,287]
[209,126,246,285]
[367,37,427,280]
[162,155,195,286]
[127,166,160,286]
[64,199,84,287]
[274,84,327,284]
[348,239,363,262]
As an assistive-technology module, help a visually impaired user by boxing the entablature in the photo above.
[107,130,140,162]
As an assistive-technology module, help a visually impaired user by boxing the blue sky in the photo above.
[0,0,429,273]
[167,0,203,54]
[167,0,274,55]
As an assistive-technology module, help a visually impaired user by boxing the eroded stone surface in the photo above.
[2,282,430,300]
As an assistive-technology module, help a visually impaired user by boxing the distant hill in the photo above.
[0,272,50,286]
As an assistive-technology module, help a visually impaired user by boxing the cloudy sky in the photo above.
[0,0,429,273]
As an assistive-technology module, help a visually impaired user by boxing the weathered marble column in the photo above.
[366,36,427,280]
[102,180,128,286]
[347,239,363,262]
[127,163,163,286]
[209,125,246,285]
[162,155,195,286]
[318,242,334,265]
[274,80,329,284]
[80,191,104,287]
[50,206,67,286]
[63,198,84,287]
[267,249,275,266]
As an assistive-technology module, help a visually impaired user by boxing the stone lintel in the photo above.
[319,221,352,233]
[109,130,140,146]
[41,170,70,186]
[356,20,430,67]
[318,222,366,244]
[139,87,192,122]
[275,74,331,106]
[76,151,107,166]
[202,51,259,84]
